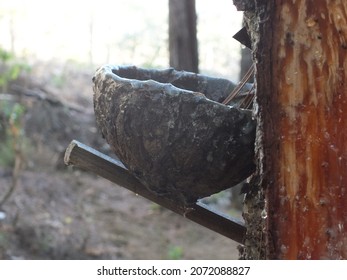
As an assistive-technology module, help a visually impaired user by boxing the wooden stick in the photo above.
[64,140,246,244]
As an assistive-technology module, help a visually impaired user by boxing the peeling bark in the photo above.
[93,65,255,207]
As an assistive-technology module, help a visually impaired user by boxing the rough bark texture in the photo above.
[235,1,270,260]
[240,0,347,259]
[233,0,255,11]
[92,65,255,207]
[169,0,199,73]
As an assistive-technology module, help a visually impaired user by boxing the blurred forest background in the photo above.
[0,0,245,259]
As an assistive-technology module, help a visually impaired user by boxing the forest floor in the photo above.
[0,61,241,259]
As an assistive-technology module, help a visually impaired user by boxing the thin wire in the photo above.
[222,64,255,106]
[239,83,255,109]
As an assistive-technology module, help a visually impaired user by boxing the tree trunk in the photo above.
[169,0,199,73]
[237,0,347,259]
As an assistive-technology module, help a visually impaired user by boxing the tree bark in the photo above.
[169,0,199,73]
[239,0,347,259]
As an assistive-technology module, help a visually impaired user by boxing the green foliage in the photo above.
[0,100,27,167]
[0,48,31,92]
[0,136,16,167]
[167,245,184,260]
[0,48,31,167]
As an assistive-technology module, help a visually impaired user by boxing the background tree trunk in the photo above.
[169,0,199,73]
[237,0,347,259]
[239,46,253,82]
